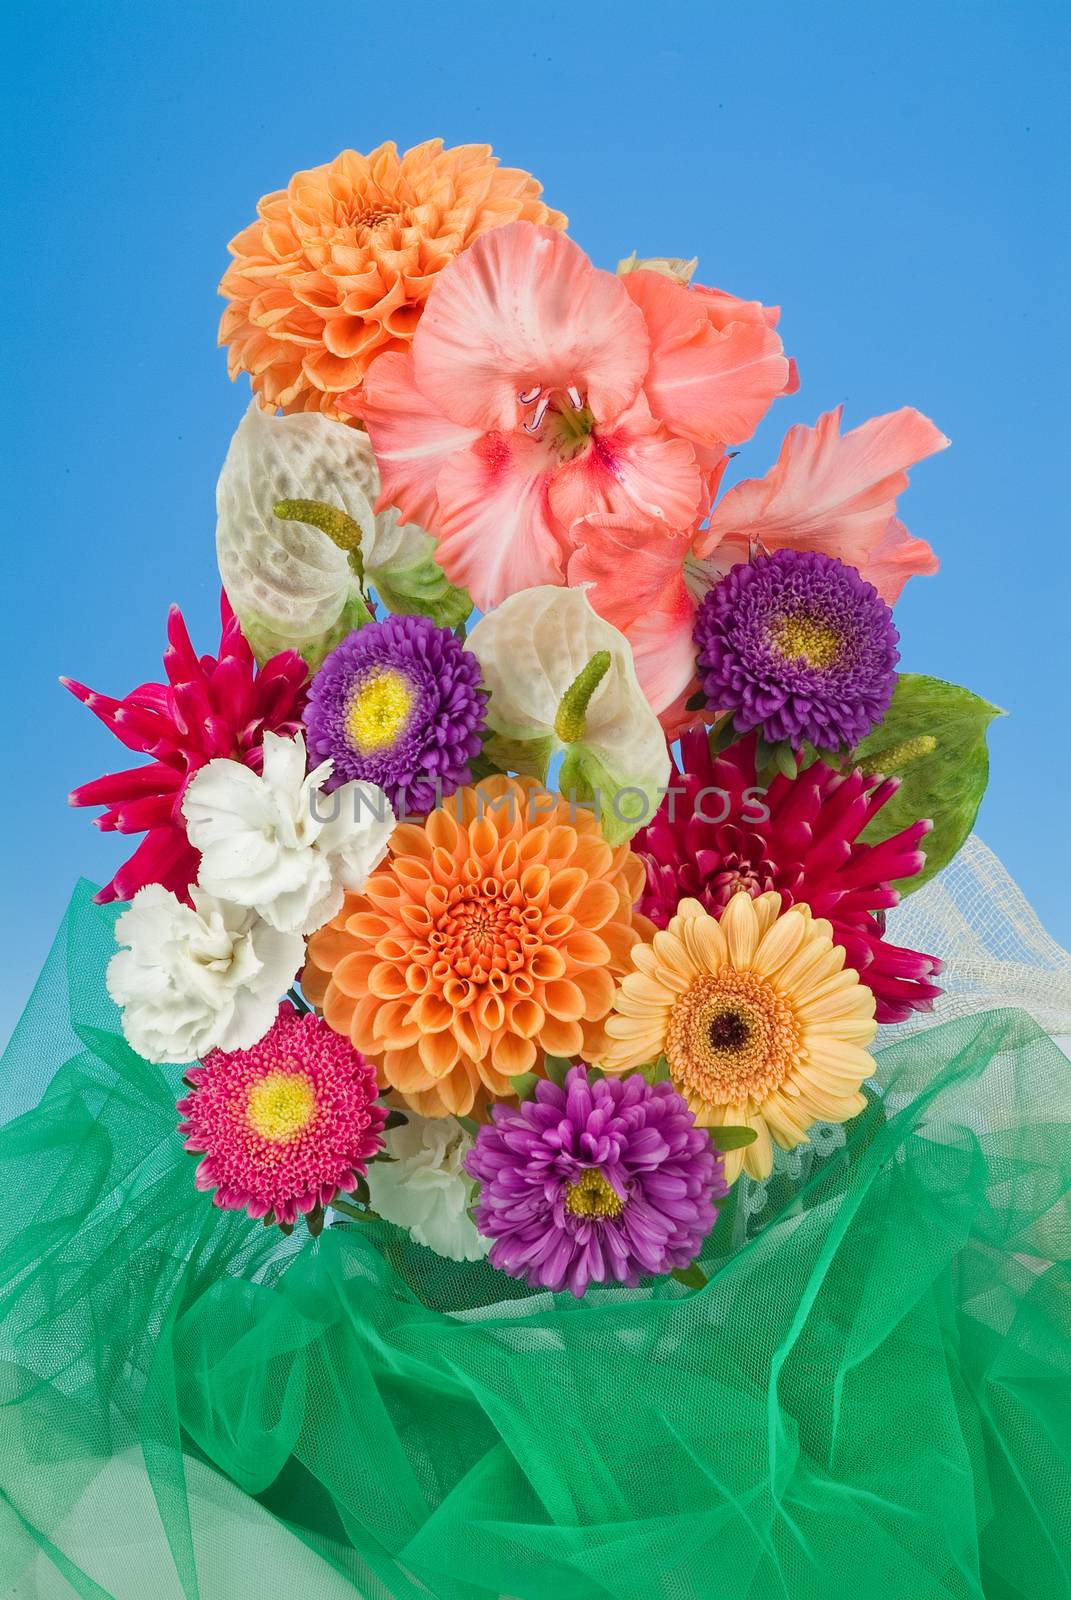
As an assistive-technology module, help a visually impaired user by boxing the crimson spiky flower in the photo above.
[63,592,307,903]
[634,730,942,1024]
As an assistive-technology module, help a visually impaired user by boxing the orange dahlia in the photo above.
[303,776,651,1117]
[218,141,566,416]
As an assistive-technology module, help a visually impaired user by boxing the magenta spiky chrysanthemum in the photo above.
[63,592,307,903]
[466,1066,726,1297]
[694,549,899,751]
[634,729,943,1024]
[177,1003,385,1226]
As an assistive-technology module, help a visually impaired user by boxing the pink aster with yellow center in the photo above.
[600,892,877,1183]
[177,1003,385,1227]
[218,140,565,416]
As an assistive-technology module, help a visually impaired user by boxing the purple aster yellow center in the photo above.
[246,1070,317,1143]
[770,612,843,669]
[564,1167,625,1219]
[344,668,416,753]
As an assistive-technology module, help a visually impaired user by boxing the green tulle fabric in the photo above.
[0,883,1068,1600]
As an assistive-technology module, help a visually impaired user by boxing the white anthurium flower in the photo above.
[182,731,395,936]
[365,1113,488,1263]
[466,586,672,845]
[107,884,303,1065]
[216,403,470,668]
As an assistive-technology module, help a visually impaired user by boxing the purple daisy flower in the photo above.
[303,614,486,815]
[693,549,899,751]
[466,1066,726,1298]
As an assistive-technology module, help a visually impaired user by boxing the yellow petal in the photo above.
[753,909,809,978]
[721,891,761,969]
[679,906,727,974]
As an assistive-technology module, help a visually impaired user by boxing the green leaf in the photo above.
[509,1072,541,1102]
[382,1109,409,1132]
[670,1260,708,1290]
[772,741,799,781]
[371,552,473,629]
[542,1055,573,1087]
[706,1125,758,1151]
[644,1054,672,1084]
[685,689,708,713]
[852,673,1003,893]
[710,715,742,755]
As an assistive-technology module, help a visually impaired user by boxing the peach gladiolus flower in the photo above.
[572,405,949,731]
[302,776,652,1118]
[347,222,792,610]
[218,142,565,416]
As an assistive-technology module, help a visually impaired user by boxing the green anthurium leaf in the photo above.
[370,552,473,629]
[852,673,1004,893]
[706,1125,758,1151]
[481,731,556,783]
[236,587,373,671]
[670,1260,708,1290]
[558,746,659,846]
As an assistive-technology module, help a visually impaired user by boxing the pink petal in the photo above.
[854,516,940,606]
[569,513,691,629]
[567,516,698,721]
[697,405,949,602]
[347,351,481,530]
[690,282,782,330]
[549,397,702,534]
[433,431,569,610]
[412,222,649,432]
[625,271,790,448]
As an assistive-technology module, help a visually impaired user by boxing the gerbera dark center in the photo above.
[564,1168,624,1219]
[708,1008,751,1052]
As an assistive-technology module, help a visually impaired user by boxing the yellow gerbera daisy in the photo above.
[600,891,877,1182]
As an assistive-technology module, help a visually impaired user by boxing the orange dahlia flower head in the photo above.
[302,776,652,1118]
[218,141,566,416]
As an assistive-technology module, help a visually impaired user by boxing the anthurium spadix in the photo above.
[466,586,671,844]
[216,403,470,669]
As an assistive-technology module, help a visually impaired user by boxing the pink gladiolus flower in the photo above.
[345,222,791,611]
[573,405,949,731]
[63,593,308,903]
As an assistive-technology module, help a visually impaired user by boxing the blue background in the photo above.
[2,0,1068,1046]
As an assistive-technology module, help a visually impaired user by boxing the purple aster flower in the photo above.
[466,1066,726,1298]
[693,549,899,751]
[303,614,486,815]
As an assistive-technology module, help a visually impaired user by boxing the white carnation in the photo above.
[107,884,303,1065]
[366,1113,488,1263]
[182,731,394,937]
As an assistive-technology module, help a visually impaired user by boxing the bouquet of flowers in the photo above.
[3,142,1067,1600]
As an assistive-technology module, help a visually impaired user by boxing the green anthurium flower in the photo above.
[466,586,671,845]
[215,403,469,668]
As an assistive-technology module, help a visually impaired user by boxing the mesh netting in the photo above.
[886,833,1071,1038]
[0,875,1069,1600]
